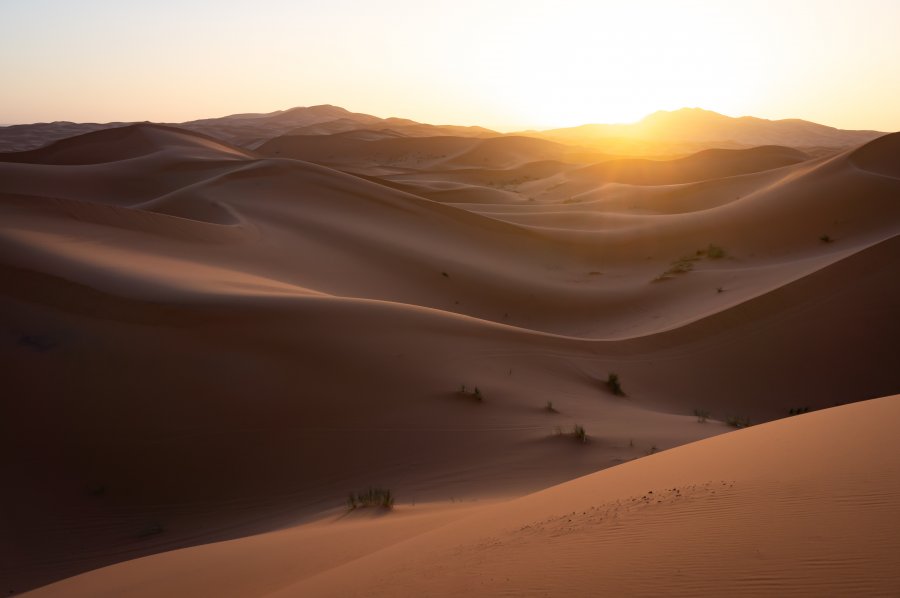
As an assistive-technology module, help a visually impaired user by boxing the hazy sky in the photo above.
[2,0,898,130]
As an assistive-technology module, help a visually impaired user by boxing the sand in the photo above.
[27,394,900,597]
[1,121,898,595]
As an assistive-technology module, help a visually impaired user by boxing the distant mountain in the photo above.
[525,108,884,154]
[0,105,886,155]
[0,105,498,153]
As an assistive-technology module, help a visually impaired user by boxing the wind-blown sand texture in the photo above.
[1,121,898,595]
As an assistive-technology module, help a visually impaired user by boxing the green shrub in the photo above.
[347,488,394,510]
[654,258,695,281]
[655,245,727,281]
[606,372,625,396]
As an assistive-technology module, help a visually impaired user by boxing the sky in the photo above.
[1,0,899,131]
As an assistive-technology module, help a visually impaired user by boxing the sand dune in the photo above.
[2,123,898,594]
[255,132,600,175]
[569,145,809,185]
[23,395,900,597]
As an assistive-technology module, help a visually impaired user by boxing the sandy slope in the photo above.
[24,395,900,597]
[1,125,898,594]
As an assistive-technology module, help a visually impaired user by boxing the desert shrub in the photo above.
[694,409,710,423]
[726,415,751,428]
[655,259,695,281]
[545,400,558,413]
[820,234,834,243]
[457,385,484,402]
[788,407,810,416]
[572,424,587,443]
[655,245,726,281]
[347,488,394,510]
[606,372,625,396]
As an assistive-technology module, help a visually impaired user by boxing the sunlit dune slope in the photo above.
[377,144,814,204]
[24,395,900,598]
[569,145,809,185]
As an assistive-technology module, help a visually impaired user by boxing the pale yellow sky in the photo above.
[1,0,898,131]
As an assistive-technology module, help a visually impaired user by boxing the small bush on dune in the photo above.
[457,384,484,402]
[694,409,710,423]
[820,234,834,243]
[347,488,394,510]
[654,245,727,281]
[545,400,558,413]
[606,372,625,396]
[572,424,587,443]
[788,407,810,416]
[726,415,751,428]
[654,258,695,281]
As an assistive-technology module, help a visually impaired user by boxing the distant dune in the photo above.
[255,132,602,174]
[1,119,897,595]
[569,145,810,185]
